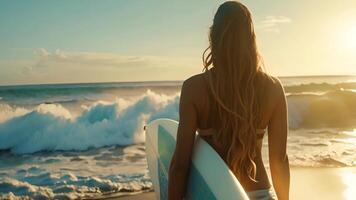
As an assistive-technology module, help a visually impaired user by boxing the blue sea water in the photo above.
[0,76,356,199]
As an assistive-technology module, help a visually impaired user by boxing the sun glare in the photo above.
[342,169,356,200]
[343,25,356,50]
[332,16,356,54]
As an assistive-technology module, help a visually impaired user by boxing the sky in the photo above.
[0,0,356,85]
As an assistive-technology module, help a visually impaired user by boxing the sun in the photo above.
[332,16,356,54]
[342,25,356,50]
[326,14,356,73]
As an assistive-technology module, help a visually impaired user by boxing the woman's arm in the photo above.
[168,79,198,200]
[268,80,290,200]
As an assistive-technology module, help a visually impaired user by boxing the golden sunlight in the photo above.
[333,17,356,54]
[342,129,356,137]
[341,169,356,200]
[342,25,356,50]
[342,129,356,147]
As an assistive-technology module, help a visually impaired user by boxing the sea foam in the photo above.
[0,90,179,154]
[1,88,356,153]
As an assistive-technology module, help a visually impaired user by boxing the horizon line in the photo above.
[0,74,355,87]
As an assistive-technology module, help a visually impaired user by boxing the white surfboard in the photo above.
[145,118,249,200]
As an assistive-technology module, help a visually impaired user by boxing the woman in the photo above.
[168,1,290,200]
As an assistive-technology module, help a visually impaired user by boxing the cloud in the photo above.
[32,48,159,69]
[0,49,200,85]
[257,16,291,33]
[18,48,199,82]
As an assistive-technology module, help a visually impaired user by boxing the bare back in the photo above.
[169,70,289,200]
[184,71,285,191]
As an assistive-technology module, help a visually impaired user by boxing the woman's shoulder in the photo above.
[181,72,285,102]
[180,73,207,102]
[182,73,207,91]
[258,72,286,103]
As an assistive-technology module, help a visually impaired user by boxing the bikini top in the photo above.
[198,72,267,140]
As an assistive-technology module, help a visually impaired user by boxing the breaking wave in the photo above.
[287,89,356,129]
[1,87,356,154]
[0,90,179,154]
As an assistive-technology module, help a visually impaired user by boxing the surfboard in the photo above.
[145,118,249,200]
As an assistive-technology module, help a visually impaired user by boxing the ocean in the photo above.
[0,75,356,199]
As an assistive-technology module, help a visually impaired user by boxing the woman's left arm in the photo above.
[168,79,198,200]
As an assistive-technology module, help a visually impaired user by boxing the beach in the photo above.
[0,76,356,199]
[291,167,355,200]
[114,167,356,200]
[100,192,155,200]
[1,0,356,198]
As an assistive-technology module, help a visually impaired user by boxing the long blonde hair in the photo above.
[203,1,266,181]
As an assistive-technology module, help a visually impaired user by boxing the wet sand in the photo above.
[290,167,356,200]
[114,167,356,200]
[113,192,156,200]
[94,192,156,200]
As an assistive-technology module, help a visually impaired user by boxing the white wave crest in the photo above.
[0,90,179,154]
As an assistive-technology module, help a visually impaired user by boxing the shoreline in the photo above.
[111,167,356,200]
[87,191,155,200]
